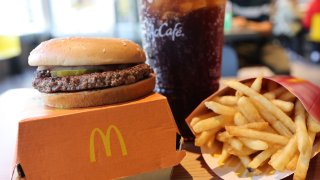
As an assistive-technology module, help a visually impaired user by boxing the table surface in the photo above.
[224,27,261,42]
[1,89,320,180]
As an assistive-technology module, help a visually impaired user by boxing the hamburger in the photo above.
[28,37,155,108]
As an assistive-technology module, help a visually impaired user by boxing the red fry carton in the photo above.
[269,76,320,122]
[187,76,320,126]
[11,92,185,179]
[185,76,320,179]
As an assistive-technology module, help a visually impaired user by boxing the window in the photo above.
[49,0,116,37]
[0,0,46,35]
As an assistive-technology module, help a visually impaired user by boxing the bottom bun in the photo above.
[42,74,156,108]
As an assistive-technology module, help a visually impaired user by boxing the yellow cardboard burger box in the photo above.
[10,91,185,179]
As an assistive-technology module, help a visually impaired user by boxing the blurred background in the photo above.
[0,0,319,94]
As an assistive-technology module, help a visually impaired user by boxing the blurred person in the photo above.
[230,0,272,67]
[231,0,272,35]
[303,0,320,63]
[229,0,290,74]
[272,0,302,52]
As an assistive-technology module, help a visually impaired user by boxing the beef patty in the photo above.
[33,64,153,93]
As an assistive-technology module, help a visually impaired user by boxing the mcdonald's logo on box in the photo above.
[89,125,128,162]
[13,93,185,180]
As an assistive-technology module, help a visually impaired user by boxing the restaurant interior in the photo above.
[1,0,320,179]
[0,0,319,94]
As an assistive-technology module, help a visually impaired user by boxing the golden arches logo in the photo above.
[89,125,128,162]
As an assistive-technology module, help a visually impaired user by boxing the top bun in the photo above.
[28,37,146,66]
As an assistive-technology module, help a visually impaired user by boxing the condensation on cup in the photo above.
[139,0,226,138]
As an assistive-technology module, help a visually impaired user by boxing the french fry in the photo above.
[237,96,264,123]
[226,126,289,145]
[234,112,248,126]
[225,80,296,133]
[216,123,269,140]
[252,99,293,137]
[265,126,278,134]
[216,131,232,142]
[227,144,257,156]
[271,99,294,113]
[278,91,296,102]
[213,96,239,106]
[251,77,263,93]
[195,129,218,146]
[239,155,251,168]
[263,93,276,100]
[263,87,286,100]
[239,156,262,176]
[269,135,297,171]
[235,90,243,97]
[286,153,299,171]
[248,148,277,169]
[190,117,202,128]
[205,101,237,116]
[295,100,309,153]
[271,87,287,96]
[228,138,243,151]
[269,149,283,165]
[190,112,216,127]
[307,115,320,133]
[238,122,269,130]
[218,143,230,165]
[239,137,268,150]
[192,115,232,133]
[293,131,316,180]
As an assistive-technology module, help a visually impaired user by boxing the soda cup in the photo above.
[139,0,226,138]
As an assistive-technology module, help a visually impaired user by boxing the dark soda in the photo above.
[139,0,226,138]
